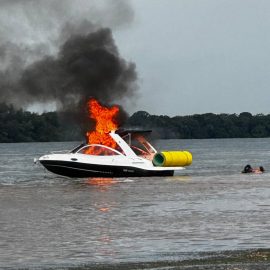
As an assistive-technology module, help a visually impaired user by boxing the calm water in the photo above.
[1,138,270,269]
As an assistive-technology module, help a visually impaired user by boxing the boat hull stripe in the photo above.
[40,160,174,178]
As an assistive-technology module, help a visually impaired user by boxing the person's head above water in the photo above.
[242,164,265,173]
[242,164,253,173]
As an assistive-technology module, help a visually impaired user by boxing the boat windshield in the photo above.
[77,145,122,156]
[122,133,156,160]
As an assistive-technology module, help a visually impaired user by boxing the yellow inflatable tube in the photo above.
[153,151,192,167]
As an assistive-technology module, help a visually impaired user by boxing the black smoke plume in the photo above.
[20,28,137,133]
[20,28,137,107]
[0,0,137,135]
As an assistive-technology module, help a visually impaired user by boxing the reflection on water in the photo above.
[0,138,270,268]
[165,175,192,182]
[85,178,118,213]
[86,177,118,187]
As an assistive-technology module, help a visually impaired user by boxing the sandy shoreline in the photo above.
[2,249,270,269]
[62,249,270,270]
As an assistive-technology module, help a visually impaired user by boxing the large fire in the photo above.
[85,98,120,153]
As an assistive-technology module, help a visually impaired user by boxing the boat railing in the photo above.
[77,144,125,156]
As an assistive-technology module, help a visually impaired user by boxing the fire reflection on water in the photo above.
[165,175,192,182]
[85,178,116,213]
[85,177,118,188]
[84,177,118,258]
[99,207,110,212]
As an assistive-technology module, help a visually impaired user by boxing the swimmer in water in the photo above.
[242,164,253,173]
[242,164,265,174]
[252,166,265,174]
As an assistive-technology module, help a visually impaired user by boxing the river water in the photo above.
[1,138,270,269]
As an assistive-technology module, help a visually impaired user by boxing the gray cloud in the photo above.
[19,28,137,107]
[116,0,270,116]
[0,0,137,111]
[0,0,134,65]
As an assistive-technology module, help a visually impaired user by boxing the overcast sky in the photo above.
[1,0,270,116]
[115,0,270,116]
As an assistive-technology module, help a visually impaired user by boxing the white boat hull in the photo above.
[39,152,185,178]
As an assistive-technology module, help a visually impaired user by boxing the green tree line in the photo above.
[1,103,270,142]
[0,103,82,142]
[127,111,270,139]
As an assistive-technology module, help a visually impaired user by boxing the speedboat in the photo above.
[38,129,191,178]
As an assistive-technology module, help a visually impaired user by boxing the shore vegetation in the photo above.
[1,103,270,142]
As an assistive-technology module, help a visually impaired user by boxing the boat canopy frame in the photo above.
[75,143,125,156]
[68,130,157,159]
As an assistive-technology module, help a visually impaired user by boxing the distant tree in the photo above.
[0,104,82,142]
[1,104,270,142]
[127,110,270,139]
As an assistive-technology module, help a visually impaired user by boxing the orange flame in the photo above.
[85,98,119,153]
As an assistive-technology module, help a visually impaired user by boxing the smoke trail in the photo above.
[0,0,137,110]
[19,28,137,109]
